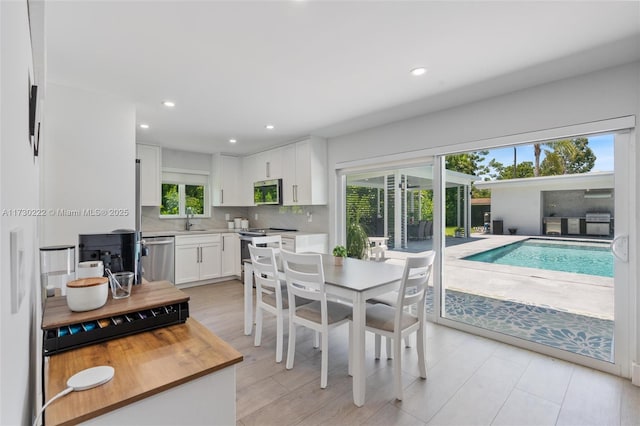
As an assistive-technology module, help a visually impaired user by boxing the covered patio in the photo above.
[346,166,477,250]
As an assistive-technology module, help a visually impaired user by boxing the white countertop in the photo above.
[142,229,327,238]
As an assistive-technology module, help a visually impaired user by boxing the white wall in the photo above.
[0,1,41,424]
[42,84,136,246]
[491,188,542,235]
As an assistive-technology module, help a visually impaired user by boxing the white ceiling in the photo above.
[44,1,640,156]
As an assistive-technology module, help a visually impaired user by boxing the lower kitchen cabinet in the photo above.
[175,234,222,284]
[221,233,240,277]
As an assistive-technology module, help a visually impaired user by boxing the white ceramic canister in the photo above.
[234,217,242,229]
[77,260,104,278]
[228,221,235,229]
[241,219,249,230]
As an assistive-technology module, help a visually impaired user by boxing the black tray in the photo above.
[43,302,189,355]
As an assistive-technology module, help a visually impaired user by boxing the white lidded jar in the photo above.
[66,277,109,312]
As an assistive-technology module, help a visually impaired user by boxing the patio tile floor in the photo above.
[426,289,614,362]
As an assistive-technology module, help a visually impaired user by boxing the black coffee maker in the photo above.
[78,230,141,284]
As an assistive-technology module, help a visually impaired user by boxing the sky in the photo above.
[479,134,614,178]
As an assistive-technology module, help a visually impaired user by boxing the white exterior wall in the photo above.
[0,1,41,424]
[478,173,615,235]
[42,84,136,246]
[490,187,542,235]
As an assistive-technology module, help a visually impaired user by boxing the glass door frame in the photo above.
[433,120,636,378]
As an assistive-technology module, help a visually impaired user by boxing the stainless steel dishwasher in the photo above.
[141,236,175,283]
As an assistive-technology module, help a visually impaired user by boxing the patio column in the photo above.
[464,184,470,237]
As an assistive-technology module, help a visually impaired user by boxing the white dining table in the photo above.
[243,254,405,407]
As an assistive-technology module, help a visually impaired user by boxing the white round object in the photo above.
[65,277,108,312]
[77,261,104,278]
[67,366,114,391]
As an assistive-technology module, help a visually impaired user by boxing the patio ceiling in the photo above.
[347,166,478,189]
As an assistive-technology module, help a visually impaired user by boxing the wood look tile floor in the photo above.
[184,280,640,426]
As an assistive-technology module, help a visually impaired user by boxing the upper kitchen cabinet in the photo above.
[136,144,162,206]
[253,147,283,181]
[211,154,244,206]
[282,137,327,205]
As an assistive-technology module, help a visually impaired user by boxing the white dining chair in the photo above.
[364,252,435,400]
[249,244,289,363]
[281,250,352,389]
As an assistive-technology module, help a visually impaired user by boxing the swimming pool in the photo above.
[463,239,614,277]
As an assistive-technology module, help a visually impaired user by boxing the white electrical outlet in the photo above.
[225,213,230,221]
[254,213,258,220]
[308,214,313,222]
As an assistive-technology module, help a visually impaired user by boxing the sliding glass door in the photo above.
[438,131,631,372]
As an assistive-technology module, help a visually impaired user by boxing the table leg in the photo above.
[352,293,366,406]
[244,262,253,335]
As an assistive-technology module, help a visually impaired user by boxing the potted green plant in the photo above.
[454,227,464,238]
[332,245,347,266]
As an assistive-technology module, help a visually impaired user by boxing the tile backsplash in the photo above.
[142,205,329,233]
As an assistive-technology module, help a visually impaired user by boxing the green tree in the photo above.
[445,152,489,226]
[540,138,595,175]
[488,159,535,180]
[160,184,179,215]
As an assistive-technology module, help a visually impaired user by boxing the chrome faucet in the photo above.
[185,207,194,231]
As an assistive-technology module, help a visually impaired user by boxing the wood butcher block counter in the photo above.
[44,282,243,425]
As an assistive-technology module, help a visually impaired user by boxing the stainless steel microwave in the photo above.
[254,179,282,205]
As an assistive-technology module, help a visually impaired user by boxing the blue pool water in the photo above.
[464,239,614,277]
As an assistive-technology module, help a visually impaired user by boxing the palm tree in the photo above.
[534,143,541,176]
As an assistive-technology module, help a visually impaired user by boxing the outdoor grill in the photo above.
[585,212,611,236]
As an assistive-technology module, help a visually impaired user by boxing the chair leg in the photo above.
[417,326,427,379]
[320,331,328,389]
[374,334,381,360]
[275,311,283,363]
[404,335,411,348]
[254,306,263,347]
[386,336,393,360]
[286,319,296,370]
[394,334,403,401]
[314,331,320,349]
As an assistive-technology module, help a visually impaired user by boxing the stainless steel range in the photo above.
[585,212,611,236]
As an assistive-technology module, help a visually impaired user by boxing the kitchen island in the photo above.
[44,284,243,425]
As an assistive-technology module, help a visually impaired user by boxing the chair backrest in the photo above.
[395,251,435,327]
[281,250,325,305]
[249,244,280,294]
[252,235,283,269]
[417,221,426,236]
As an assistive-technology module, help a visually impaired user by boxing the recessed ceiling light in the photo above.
[410,67,427,76]
[139,123,150,129]
[229,139,237,144]
[265,124,275,130]
[162,100,175,107]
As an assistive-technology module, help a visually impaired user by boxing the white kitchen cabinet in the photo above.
[221,233,240,277]
[280,233,328,254]
[253,147,283,181]
[211,154,245,206]
[175,234,222,284]
[136,144,162,206]
[282,137,327,206]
